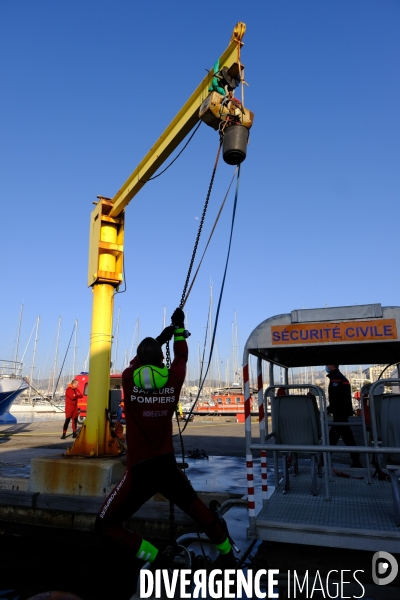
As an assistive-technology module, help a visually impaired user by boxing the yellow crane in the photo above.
[70,22,253,456]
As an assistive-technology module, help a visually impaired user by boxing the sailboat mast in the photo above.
[185,311,189,395]
[233,320,238,384]
[198,342,201,393]
[231,321,234,384]
[129,318,138,362]
[230,310,239,385]
[208,282,213,395]
[15,303,24,364]
[72,319,78,378]
[215,341,221,390]
[123,349,128,370]
[29,316,40,401]
[52,317,62,397]
[83,349,89,372]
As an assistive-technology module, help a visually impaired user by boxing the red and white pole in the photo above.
[244,357,256,526]
[257,358,268,503]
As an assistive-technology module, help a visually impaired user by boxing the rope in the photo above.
[167,161,241,546]
[179,143,222,310]
[22,379,63,410]
[140,122,202,183]
[165,141,222,368]
[177,165,241,433]
[170,165,241,553]
[181,167,238,308]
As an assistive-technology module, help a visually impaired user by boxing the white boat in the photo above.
[0,360,29,417]
[11,397,65,413]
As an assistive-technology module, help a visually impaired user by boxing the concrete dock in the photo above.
[0,417,399,599]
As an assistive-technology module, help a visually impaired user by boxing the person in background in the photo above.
[326,364,362,468]
[114,398,126,450]
[61,379,83,440]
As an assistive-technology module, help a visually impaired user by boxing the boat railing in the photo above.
[0,360,24,378]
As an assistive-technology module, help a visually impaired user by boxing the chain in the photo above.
[179,142,222,309]
[165,142,222,369]
[165,339,171,368]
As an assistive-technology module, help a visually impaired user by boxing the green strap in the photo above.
[208,59,226,96]
[215,537,232,555]
[174,328,185,341]
[136,539,159,562]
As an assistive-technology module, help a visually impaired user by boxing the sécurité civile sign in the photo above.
[271,319,397,345]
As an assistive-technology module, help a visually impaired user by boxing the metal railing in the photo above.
[0,360,24,378]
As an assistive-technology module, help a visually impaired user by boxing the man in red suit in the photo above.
[61,379,83,439]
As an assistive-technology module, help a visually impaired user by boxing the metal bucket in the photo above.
[222,124,249,165]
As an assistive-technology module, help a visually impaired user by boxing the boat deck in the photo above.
[253,463,400,552]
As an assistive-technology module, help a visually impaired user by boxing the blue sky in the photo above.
[1,1,399,385]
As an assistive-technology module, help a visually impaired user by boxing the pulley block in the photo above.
[199,91,254,132]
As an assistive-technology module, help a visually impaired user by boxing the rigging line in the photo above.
[139,122,202,183]
[52,322,76,398]
[22,379,62,409]
[20,319,37,365]
[173,301,210,442]
[179,165,241,433]
[175,406,185,472]
[165,141,221,368]
[181,167,238,309]
[179,142,222,309]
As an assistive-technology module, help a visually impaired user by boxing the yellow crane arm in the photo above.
[110,27,245,218]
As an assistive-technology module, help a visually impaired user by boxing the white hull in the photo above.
[12,402,64,413]
[0,376,29,415]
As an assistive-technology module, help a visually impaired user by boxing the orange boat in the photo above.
[194,385,258,415]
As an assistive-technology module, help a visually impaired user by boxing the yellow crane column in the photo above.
[70,198,124,456]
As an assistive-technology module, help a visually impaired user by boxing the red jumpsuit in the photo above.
[65,385,83,420]
[96,337,226,554]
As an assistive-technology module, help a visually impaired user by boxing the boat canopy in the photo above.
[243,303,400,368]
